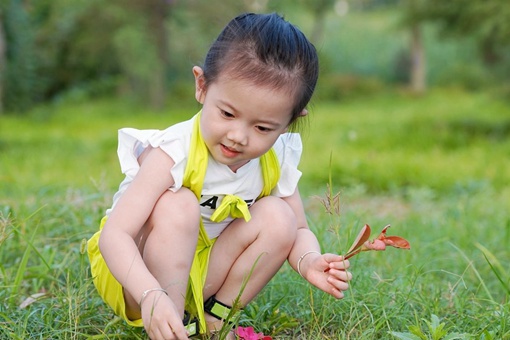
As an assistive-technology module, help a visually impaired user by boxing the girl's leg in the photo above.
[203,196,298,330]
[124,188,200,320]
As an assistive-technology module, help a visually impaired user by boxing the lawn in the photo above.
[1,88,509,339]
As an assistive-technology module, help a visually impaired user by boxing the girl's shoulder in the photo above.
[270,133,303,197]
[273,133,302,158]
[115,116,195,176]
[118,116,194,150]
[160,117,195,137]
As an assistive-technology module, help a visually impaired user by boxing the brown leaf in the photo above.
[19,292,48,309]
[346,224,372,255]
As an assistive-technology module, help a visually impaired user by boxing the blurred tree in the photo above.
[243,0,268,12]
[184,0,247,35]
[32,0,120,100]
[399,0,427,94]
[5,0,417,112]
[433,0,508,66]
[111,0,175,110]
[174,0,252,75]
[2,0,177,112]
[2,0,37,112]
[0,0,123,113]
[405,0,510,76]
[409,23,425,93]
[0,9,5,114]
[298,0,336,45]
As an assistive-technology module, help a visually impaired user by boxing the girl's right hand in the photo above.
[303,253,352,299]
[141,292,189,340]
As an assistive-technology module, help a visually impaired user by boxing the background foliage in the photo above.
[1,0,509,112]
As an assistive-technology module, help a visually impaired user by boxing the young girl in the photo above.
[88,13,352,340]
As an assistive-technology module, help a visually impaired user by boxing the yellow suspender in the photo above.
[182,112,280,332]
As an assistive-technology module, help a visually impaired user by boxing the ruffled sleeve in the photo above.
[147,126,190,192]
[117,128,159,181]
[106,119,194,215]
[116,119,193,191]
[272,133,303,197]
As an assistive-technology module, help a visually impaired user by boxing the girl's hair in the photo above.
[202,13,319,130]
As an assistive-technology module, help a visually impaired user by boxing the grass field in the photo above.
[1,88,509,339]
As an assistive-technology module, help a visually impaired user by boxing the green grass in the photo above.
[302,88,510,192]
[1,88,509,339]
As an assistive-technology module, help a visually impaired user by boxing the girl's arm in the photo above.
[283,189,352,299]
[98,147,176,308]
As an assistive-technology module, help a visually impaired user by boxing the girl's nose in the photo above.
[226,127,248,146]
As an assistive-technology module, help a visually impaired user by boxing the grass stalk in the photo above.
[450,243,494,302]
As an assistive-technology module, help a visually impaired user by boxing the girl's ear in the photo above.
[193,66,206,104]
[283,109,308,133]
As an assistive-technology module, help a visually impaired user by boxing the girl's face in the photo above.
[193,66,295,172]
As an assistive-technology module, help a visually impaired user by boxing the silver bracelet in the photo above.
[297,250,321,278]
[139,288,168,307]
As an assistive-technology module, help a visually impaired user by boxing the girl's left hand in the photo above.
[302,253,352,299]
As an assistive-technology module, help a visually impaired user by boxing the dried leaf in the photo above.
[343,224,410,260]
[375,225,411,250]
[384,236,411,249]
[19,292,48,309]
[345,224,372,255]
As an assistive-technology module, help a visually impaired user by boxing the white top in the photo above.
[107,115,303,239]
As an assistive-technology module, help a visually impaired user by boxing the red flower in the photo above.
[344,224,410,259]
[235,326,272,340]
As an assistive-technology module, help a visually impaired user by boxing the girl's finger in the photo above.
[171,324,189,340]
[327,276,349,292]
[330,258,350,270]
[159,324,176,340]
[328,268,352,282]
[330,287,345,299]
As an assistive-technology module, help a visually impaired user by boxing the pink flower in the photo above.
[235,326,272,340]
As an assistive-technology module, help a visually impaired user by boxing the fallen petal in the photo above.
[236,326,259,340]
[236,326,273,340]
[236,326,254,337]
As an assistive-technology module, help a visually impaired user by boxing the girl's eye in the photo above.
[256,125,272,132]
[221,110,234,118]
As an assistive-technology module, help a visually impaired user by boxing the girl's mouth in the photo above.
[220,144,241,158]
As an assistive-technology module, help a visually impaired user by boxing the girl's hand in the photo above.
[302,253,352,299]
[141,291,189,340]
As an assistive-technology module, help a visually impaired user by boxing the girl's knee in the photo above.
[149,187,200,231]
[253,196,297,243]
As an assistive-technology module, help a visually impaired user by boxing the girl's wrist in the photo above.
[139,288,168,307]
[297,250,321,278]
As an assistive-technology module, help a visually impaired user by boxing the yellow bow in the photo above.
[210,195,252,223]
